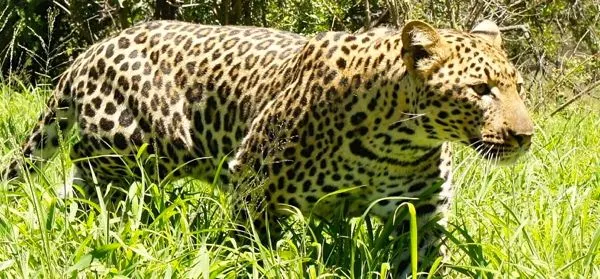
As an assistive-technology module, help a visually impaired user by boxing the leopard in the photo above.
[3,19,534,275]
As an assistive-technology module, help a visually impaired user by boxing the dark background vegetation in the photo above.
[0,0,598,107]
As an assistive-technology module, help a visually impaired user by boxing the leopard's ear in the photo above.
[401,20,449,76]
[471,20,502,48]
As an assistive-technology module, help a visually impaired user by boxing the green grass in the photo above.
[0,82,599,278]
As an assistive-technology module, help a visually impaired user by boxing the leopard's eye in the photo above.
[470,83,491,96]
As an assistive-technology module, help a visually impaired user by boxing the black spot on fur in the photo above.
[119,109,134,127]
[336,58,346,69]
[416,204,437,216]
[99,118,115,131]
[351,112,367,125]
[106,44,115,58]
[83,104,95,117]
[118,37,130,49]
[104,102,117,115]
[114,132,128,149]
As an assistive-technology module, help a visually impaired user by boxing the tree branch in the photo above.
[364,0,371,30]
[499,24,529,32]
[549,79,600,117]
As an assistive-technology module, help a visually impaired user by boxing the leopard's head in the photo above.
[401,20,534,163]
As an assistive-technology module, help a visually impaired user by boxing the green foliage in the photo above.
[0,0,152,85]
[2,0,597,97]
[1,0,57,83]
[0,2,599,277]
[0,1,598,277]
[0,82,599,278]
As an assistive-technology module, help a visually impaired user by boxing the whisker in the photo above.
[465,139,483,149]
[454,147,479,170]
[391,112,426,125]
[453,146,482,185]
[482,144,495,174]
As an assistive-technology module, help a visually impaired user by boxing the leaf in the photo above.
[91,242,121,259]
[129,243,155,261]
[45,199,56,230]
[406,202,418,278]
[187,244,209,279]
[0,259,15,272]
[136,143,148,159]
[69,254,93,273]
[0,216,10,237]
[380,262,390,279]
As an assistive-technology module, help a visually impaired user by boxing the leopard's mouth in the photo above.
[468,138,525,164]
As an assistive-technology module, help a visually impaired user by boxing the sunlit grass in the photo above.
[451,104,600,278]
[0,82,598,278]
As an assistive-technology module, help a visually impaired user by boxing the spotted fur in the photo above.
[4,20,533,274]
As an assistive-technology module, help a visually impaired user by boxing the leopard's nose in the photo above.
[510,130,532,149]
